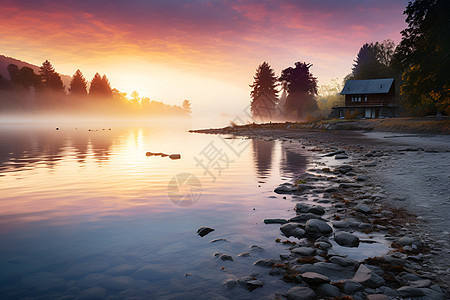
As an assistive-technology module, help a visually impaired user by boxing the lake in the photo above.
[0,121,317,299]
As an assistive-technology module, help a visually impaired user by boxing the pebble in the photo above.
[286,286,316,300]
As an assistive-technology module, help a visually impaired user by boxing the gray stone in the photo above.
[322,150,345,157]
[421,288,446,300]
[286,286,316,300]
[294,203,311,213]
[335,232,360,247]
[314,241,332,250]
[343,280,364,294]
[249,244,264,251]
[220,254,233,261]
[316,283,341,297]
[290,213,324,223]
[309,206,325,215]
[305,219,332,237]
[238,252,250,257]
[379,286,398,297]
[197,226,215,237]
[356,203,372,214]
[300,272,330,285]
[332,220,350,228]
[367,294,390,300]
[335,154,349,159]
[337,165,353,174]
[264,218,288,224]
[364,161,378,167]
[296,262,355,281]
[397,286,425,297]
[398,236,422,247]
[246,280,264,287]
[210,238,228,243]
[352,264,385,288]
[408,279,432,288]
[329,256,359,267]
[254,259,273,267]
[356,175,369,181]
[280,222,306,239]
[291,247,315,256]
[224,279,237,290]
[275,183,297,194]
[401,273,421,282]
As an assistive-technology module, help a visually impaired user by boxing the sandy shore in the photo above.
[193,126,449,298]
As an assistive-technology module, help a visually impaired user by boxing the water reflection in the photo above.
[251,139,275,179]
[280,142,308,177]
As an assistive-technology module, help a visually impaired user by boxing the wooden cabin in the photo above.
[331,78,398,119]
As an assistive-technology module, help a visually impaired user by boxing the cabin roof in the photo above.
[340,78,394,95]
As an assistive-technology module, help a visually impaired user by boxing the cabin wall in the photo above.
[344,85,395,107]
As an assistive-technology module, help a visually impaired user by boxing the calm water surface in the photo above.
[0,121,318,299]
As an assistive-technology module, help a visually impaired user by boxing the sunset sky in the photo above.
[1,0,408,116]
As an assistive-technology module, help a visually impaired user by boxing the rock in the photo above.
[291,247,315,256]
[210,238,228,243]
[367,294,390,300]
[286,286,316,300]
[274,183,298,194]
[316,283,341,297]
[290,213,324,223]
[364,161,378,167]
[343,280,363,294]
[78,287,107,300]
[224,279,237,290]
[254,259,273,267]
[352,264,385,288]
[197,226,215,237]
[249,244,264,252]
[356,203,372,214]
[305,219,332,237]
[398,236,422,247]
[314,241,332,250]
[329,256,359,267]
[339,183,362,189]
[408,279,432,288]
[280,223,306,239]
[219,254,233,261]
[337,165,353,174]
[300,272,330,285]
[296,262,355,281]
[294,203,324,215]
[401,273,421,282]
[238,252,250,257]
[335,232,360,247]
[422,288,446,300]
[332,220,350,228]
[309,206,325,215]
[397,286,425,297]
[322,150,345,157]
[246,280,264,288]
[237,276,263,291]
[356,175,369,181]
[335,154,349,159]
[264,218,288,224]
[297,184,313,191]
[379,286,398,297]
[169,154,181,159]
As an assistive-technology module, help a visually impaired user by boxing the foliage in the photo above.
[39,60,65,93]
[89,73,112,98]
[351,42,394,80]
[394,0,450,115]
[317,78,344,114]
[249,62,279,120]
[279,62,318,120]
[69,69,87,96]
[182,100,192,115]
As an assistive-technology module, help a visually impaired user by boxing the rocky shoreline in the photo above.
[193,126,449,299]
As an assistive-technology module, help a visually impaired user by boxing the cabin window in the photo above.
[358,96,361,102]
[364,95,368,102]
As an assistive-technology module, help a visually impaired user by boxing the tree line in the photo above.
[250,0,449,119]
[0,60,192,116]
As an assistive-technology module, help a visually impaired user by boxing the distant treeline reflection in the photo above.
[0,60,191,116]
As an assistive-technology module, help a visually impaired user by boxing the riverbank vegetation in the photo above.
[0,59,191,117]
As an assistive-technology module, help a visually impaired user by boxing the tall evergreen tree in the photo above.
[39,60,65,93]
[89,73,112,98]
[16,67,40,90]
[69,69,88,96]
[351,43,393,80]
[394,0,449,114]
[7,64,19,84]
[249,62,279,120]
[279,62,318,120]
[182,99,192,115]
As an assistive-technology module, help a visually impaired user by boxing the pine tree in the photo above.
[249,62,279,120]
[69,69,87,96]
[39,60,65,93]
[279,62,318,120]
[182,99,192,115]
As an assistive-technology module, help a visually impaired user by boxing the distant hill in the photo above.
[0,55,72,89]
